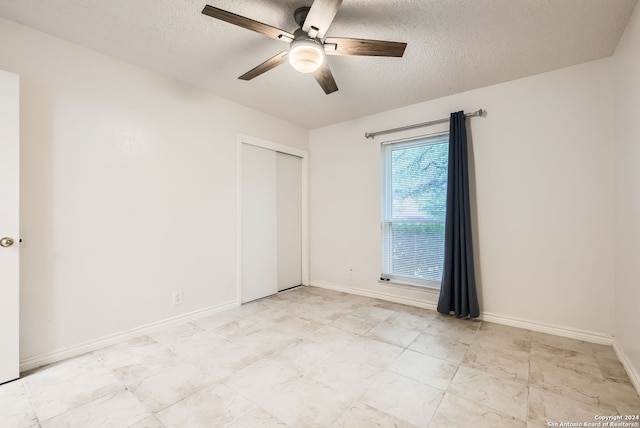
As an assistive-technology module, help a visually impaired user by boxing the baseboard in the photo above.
[19,300,239,373]
[310,281,613,346]
[309,281,438,311]
[480,311,613,345]
[613,340,640,395]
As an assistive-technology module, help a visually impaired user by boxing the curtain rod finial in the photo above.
[365,132,373,139]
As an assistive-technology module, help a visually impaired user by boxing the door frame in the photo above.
[237,134,309,305]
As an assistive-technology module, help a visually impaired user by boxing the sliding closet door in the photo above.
[241,144,278,303]
[276,152,302,291]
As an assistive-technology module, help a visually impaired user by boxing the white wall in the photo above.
[613,3,640,386]
[310,58,615,337]
[0,18,308,361]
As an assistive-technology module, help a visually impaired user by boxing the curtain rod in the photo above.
[364,109,484,139]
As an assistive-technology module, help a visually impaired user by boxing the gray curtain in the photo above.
[437,111,480,318]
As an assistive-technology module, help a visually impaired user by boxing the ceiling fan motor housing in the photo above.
[293,6,311,28]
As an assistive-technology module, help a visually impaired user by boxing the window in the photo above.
[381,133,449,288]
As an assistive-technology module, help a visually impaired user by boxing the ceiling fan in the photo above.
[201,0,407,94]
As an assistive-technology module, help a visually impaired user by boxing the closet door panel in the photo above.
[276,152,302,291]
[241,144,278,303]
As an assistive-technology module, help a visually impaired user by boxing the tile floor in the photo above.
[1,286,639,427]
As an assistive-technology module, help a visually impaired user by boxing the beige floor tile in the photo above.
[330,402,418,428]
[529,358,616,409]
[530,332,594,354]
[40,390,150,428]
[360,371,443,427]
[338,293,381,308]
[96,337,183,387]
[372,301,433,318]
[128,363,214,412]
[192,311,241,331]
[0,380,38,428]
[447,365,528,421]
[305,287,348,298]
[208,317,271,342]
[329,313,382,335]
[149,322,207,344]
[305,353,383,400]
[385,311,434,330]
[94,335,170,368]
[268,314,325,338]
[224,357,301,405]
[597,356,634,383]
[408,331,470,364]
[429,393,526,428]
[590,343,619,361]
[426,317,480,344]
[294,301,346,324]
[224,300,271,318]
[478,321,531,336]
[227,408,288,428]
[463,342,530,383]
[348,305,395,322]
[308,325,362,353]
[388,349,457,390]
[339,336,405,369]
[186,353,238,384]
[373,300,418,313]
[242,307,292,329]
[261,375,352,428]
[474,322,531,353]
[527,385,617,425]
[151,330,230,364]
[270,338,333,373]
[24,353,124,423]
[191,329,296,374]
[366,323,421,348]
[606,380,640,413]
[128,415,165,428]
[530,341,601,377]
[156,383,255,428]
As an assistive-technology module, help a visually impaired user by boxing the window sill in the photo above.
[378,277,441,293]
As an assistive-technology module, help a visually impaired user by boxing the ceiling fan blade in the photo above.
[238,51,289,81]
[324,37,407,57]
[313,62,339,94]
[302,0,343,39]
[202,5,294,41]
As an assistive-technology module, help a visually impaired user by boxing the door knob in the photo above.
[0,237,15,247]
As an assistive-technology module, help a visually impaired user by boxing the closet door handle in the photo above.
[0,237,14,247]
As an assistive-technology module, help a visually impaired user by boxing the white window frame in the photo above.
[381,132,449,289]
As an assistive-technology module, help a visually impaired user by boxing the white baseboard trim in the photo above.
[310,281,613,346]
[20,300,239,373]
[480,312,613,345]
[309,281,438,311]
[613,340,640,395]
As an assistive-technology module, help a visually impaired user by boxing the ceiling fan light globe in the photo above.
[288,40,324,73]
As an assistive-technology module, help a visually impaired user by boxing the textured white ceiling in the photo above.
[0,0,636,128]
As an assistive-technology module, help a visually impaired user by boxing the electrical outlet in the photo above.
[348,267,354,275]
[172,290,183,306]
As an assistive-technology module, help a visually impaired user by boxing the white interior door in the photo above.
[241,143,278,303]
[276,152,302,291]
[0,70,20,384]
